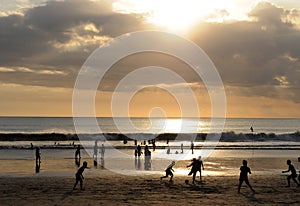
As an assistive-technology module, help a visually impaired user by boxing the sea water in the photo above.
[0,117,299,176]
[0,117,299,134]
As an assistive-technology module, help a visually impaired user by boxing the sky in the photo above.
[0,0,300,118]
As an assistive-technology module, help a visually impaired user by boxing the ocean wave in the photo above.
[0,131,300,142]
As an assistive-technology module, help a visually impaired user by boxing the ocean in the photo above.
[0,117,299,134]
[0,117,300,176]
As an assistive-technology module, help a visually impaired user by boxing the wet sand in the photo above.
[1,155,300,206]
[1,173,300,206]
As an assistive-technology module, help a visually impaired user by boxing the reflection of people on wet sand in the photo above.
[160,161,175,182]
[75,145,81,159]
[75,156,80,168]
[100,144,105,158]
[73,161,89,190]
[191,141,194,154]
[144,145,151,170]
[238,160,255,193]
[93,140,98,166]
[282,159,300,187]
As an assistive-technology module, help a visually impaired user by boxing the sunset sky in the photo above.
[1,0,300,118]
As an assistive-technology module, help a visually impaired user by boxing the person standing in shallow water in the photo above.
[282,159,300,187]
[238,160,255,193]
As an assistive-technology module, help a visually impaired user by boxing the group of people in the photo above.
[160,156,204,184]
[71,140,300,192]
[159,158,300,194]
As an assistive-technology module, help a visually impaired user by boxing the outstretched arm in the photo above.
[282,169,290,173]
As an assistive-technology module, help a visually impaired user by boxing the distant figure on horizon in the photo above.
[238,160,255,193]
[191,141,194,154]
[250,126,254,133]
[181,143,183,153]
[75,145,81,159]
[282,159,300,187]
[161,161,175,182]
[73,161,89,190]
[30,143,33,150]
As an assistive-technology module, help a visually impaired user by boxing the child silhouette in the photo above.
[160,161,175,182]
[73,161,88,190]
[282,159,300,187]
[238,160,255,193]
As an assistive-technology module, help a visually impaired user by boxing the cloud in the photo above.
[189,1,300,102]
[1,0,300,108]
[0,0,149,88]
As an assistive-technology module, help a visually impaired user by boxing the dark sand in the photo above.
[1,172,300,205]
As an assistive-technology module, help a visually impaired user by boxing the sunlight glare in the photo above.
[113,0,240,33]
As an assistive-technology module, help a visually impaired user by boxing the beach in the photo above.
[1,154,300,205]
[1,165,300,205]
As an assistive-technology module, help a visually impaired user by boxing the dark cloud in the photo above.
[0,0,149,88]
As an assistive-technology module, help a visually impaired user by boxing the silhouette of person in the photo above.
[73,161,88,190]
[144,145,149,156]
[181,143,183,153]
[167,146,170,154]
[191,141,194,154]
[161,161,175,182]
[75,145,81,159]
[93,140,98,166]
[198,156,205,182]
[238,160,255,193]
[187,158,200,184]
[152,140,156,151]
[282,159,300,187]
[35,147,41,173]
[30,143,33,150]
[137,145,142,157]
[250,126,254,133]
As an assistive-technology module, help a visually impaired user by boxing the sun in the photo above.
[113,0,238,34]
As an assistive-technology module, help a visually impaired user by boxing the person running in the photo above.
[73,161,88,190]
[238,160,255,193]
[187,158,200,184]
[282,159,300,187]
[160,161,175,182]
